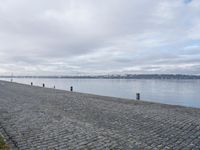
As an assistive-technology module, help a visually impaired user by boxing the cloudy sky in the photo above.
[0,0,200,75]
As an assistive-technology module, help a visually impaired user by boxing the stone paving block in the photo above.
[0,80,200,149]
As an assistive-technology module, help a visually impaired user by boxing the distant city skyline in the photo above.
[0,0,200,75]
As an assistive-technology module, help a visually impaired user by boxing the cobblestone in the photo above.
[0,80,200,149]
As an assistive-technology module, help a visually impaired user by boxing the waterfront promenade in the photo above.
[0,80,200,149]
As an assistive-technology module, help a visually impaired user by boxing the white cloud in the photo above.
[0,0,200,75]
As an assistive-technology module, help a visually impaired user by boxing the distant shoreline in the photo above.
[0,74,200,79]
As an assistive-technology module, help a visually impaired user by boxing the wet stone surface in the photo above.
[0,80,200,149]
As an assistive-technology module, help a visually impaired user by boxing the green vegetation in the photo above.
[0,135,9,150]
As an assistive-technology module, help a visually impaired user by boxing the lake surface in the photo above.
[1,78,200,108]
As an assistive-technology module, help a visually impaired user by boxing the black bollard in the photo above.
[43,83,45,87]
[136,93,140,100]
[70,86,73,92]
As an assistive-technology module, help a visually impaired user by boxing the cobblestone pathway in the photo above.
[0,80,200,149]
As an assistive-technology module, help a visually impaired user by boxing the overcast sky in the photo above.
[0,0,200,75]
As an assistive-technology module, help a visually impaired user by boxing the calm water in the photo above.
[1,78,200,108]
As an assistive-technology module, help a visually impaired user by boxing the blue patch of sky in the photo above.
[184,0,192,4]
[177,40,200,55]
[148,40,200,56]
[185,40,200,47]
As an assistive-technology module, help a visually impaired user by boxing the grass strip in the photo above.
[0,135,9,150]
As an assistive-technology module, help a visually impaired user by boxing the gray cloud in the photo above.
[0,0,200,75]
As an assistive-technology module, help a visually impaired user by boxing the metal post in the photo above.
[136,93,140,100]
[11,73,13,82]
[70,86,73,92]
